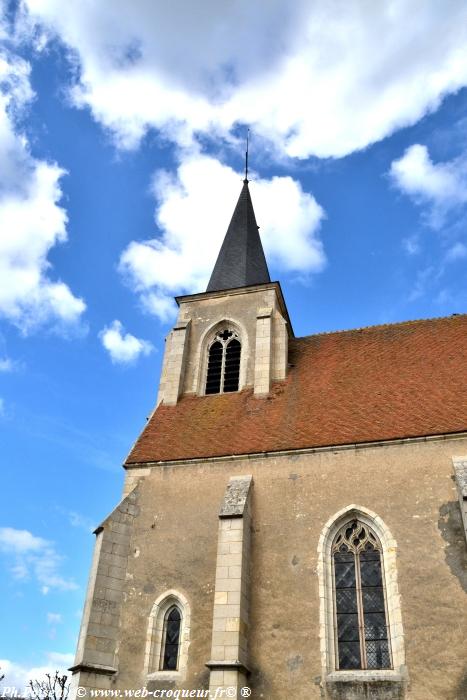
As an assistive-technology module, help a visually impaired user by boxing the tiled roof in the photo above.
[125,314,467,465]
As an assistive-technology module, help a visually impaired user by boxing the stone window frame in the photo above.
[317,505,407,688]
[196,318,248,396]
[144,590,191,682]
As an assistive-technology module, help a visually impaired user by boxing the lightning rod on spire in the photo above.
[244,128,250,183]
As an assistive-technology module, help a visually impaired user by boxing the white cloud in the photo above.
[0,527,77,593]
[0,398,5,416]
[99,320,154,364]
[0,37,85,333]
[119,154,325,320]
[0,527,47,553]
[47,652,73,667]
[66,510,95,532]
[402,235,421,256]
[389,144,467,226]
[389,144,467,203]
[0,653,74,693]
[408,266,435,302]
[18,1,467,158]
[0,357,14,372]
[445,241,467,262]
[46,612,62,625]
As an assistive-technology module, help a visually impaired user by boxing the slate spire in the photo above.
[206,179,271,292]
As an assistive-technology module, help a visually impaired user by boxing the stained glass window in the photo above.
[332,520,391,670]
[205,329,241,394]
[161,606,181,671]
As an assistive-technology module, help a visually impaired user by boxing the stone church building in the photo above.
[70,177,467,700]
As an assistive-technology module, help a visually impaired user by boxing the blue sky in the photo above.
[1,0,467,687]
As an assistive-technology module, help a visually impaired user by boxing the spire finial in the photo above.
[244,128,250,183]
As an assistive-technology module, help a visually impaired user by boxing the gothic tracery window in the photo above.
[205,328,241,394]
[332,519,391,671]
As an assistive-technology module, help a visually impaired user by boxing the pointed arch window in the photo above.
[146,591,190,680]
[332,519,391,671]
[161,605,181,670]
[205,329,241,394]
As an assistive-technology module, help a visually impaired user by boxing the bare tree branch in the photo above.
[29,672,69,700]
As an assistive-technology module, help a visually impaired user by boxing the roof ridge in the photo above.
[294,312,467,341]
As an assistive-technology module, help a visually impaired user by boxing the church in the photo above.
[70,174,467,700]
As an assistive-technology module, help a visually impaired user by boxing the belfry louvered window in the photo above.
[161,605,181,670]
[332,520,392,671]
[205,329,241,394]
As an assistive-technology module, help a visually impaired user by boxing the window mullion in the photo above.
[331,556,340,670]
[159,617,168,670]
[220,342,227,392]
[355,550,367,669]
[380,555,393,668]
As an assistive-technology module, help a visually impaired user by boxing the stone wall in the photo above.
[156,283,290,405]
[70,487,141,694]
[71,435,467,700]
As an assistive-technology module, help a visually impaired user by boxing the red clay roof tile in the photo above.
[125,314,467,464]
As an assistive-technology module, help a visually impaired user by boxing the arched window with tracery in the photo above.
[332,519,391,670]
[205,328,241,394]
[161,605,181,670]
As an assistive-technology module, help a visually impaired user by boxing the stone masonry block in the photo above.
[215,566,229,580]
[224,645,239,659]
[226,617,240,632]
[99,552,127,568]
[108,565,126,580]
[88,620,119,640]
[213,578,242,592]
[109,521,130,535]
[82,649,114,666]
[95,574,124,592]
[216,553,243,567]
[213,617,228,632]
[211,646,225,660]
[209,671,224,687]
[219,476,253,518]
[220,530,244,543]
[213,604,241,619]
[212,631,240,647]
[104,587,123,603]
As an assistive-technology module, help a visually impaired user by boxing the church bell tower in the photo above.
[157,176,293,407]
